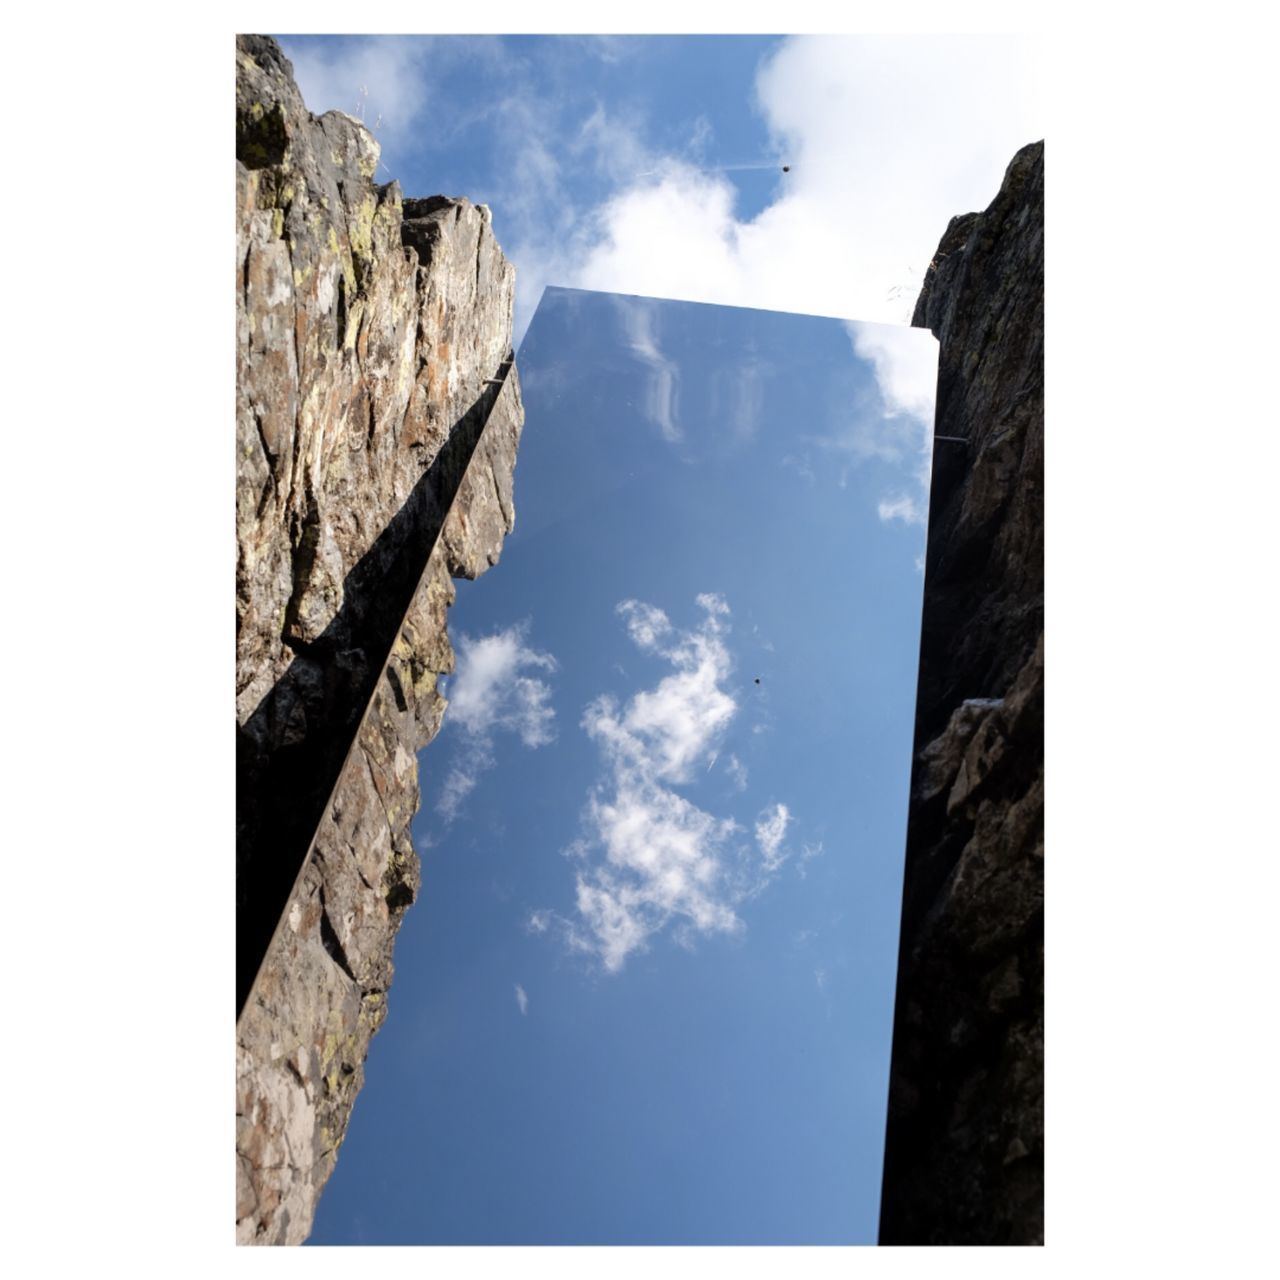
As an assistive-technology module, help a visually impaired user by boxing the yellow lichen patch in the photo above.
[327,226,340,256]
[372,196,400,259]
[271,208,284,240]
[349,194,378,270]
[343,299,364,350]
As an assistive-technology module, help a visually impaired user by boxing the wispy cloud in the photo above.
[567,35,630,66]
[282,35,1038,349]
[437,625,557,822]
[796,840,825,880]
[514,983,529,1016]
[754,802,791,872]
[877,494,926,526]
[724,359,765,440]
[570,37,1037,323]
[285,36,438,163]
[536,595,798,973]
[846,320,938,523]
[613,296,681,442]
[724,753,748,792]
[437,759,487,824]
[617,599,673,652]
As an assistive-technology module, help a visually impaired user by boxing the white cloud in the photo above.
[586,597,735,786]
[877,493,927,526]
[448,627,557,747]
[544,37,1038,326]
[846,320,939,521]
[724,360,764,440]
[847,322,939,425]
[437,759,486,824]
[564,596,741,970]
[436,625,557,822]
[754,802,791,872]
[573,102,655,188]
[725,753,748,792]
[536,595,800,974]
[514,983,529,1016]
[509,39,987,518]
[796,840,825,880]
[616,599,672,652]
[573,168,744,308]
[613,296,681,442]
[282,35,1039,350]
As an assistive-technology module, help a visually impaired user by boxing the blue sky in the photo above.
[279,33,1040,343]
[306,287,936,1245]
[13,10,1269,1270]
[271,31,1033,1246]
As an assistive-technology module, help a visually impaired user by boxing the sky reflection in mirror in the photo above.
[309,287,937,1245]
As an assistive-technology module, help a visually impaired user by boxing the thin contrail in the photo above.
[636,161,790,178]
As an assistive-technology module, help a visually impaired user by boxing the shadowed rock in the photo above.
[879,140,1044,1246]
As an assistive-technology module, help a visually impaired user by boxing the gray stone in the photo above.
[235,35,524,1246]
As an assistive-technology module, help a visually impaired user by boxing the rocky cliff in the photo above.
[879,141,1044,1245]
[235,35,523,1245]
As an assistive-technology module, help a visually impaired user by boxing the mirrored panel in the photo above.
[310,287,938,1245]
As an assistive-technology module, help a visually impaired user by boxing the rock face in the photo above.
[878,141,1044,1245]
[235,35,523,1245]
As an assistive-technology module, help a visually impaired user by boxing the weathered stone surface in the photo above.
[879,141,1044,1246]
[235,35,523,1245]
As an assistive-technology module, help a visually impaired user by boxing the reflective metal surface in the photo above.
[310,287,937,1245]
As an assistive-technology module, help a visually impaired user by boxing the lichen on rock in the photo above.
[235,34,524,1246]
